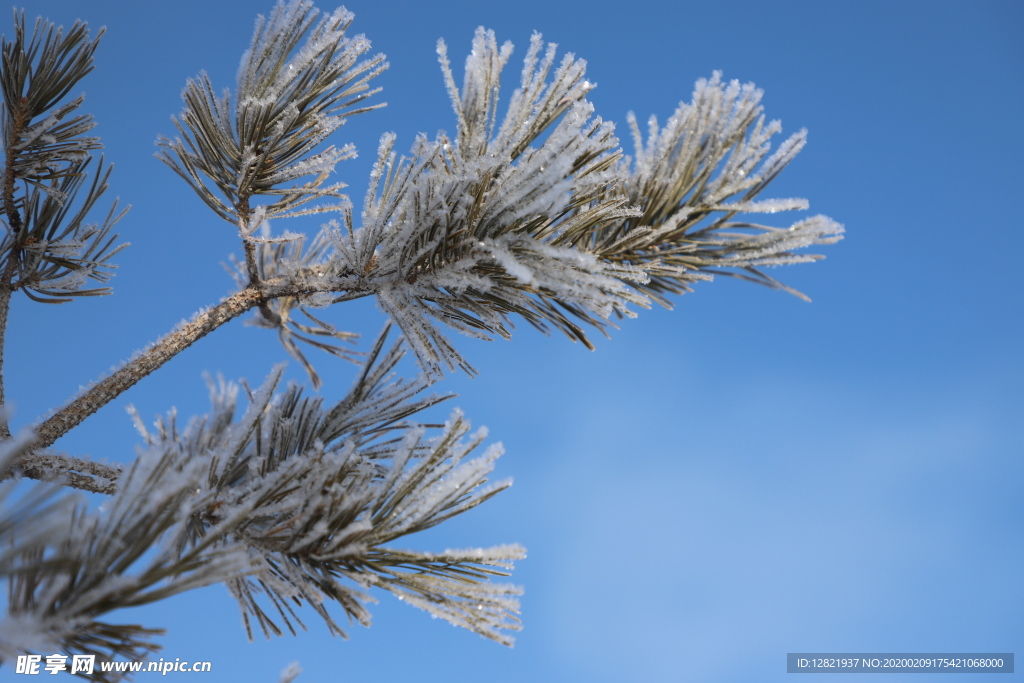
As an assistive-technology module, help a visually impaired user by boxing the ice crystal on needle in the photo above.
[0,0,841,674]
[128,330,522,643]
[304,33,841,377]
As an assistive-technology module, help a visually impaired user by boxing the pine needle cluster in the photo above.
[0,1,841,679]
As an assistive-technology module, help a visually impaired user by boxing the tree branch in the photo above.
[0,272,369,491]
[30,273,370,450]
[238,196,283,328]
[0,277,15,441]
[33,286,267,450]
[0,96,29,441]
[12,451,120,494]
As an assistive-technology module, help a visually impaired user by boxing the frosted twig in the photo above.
[8,451,121,494]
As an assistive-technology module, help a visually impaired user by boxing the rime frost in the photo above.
[2,0,843,666]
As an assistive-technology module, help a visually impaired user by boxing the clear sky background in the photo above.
[3,0,1022,681]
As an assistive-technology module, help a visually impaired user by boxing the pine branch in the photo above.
[9,451,120,494]
[0,277,14,439]
[0,11,126,439]
[0,13,124,303]
[227,226,361,390]
[585,72,844,304]
[304,32,842,378]
[157,0,384,385]
[0,434,256,680]
[156,12,842,388]
[55,327,521,647]
[30,286,265,451]
[156,0,385,225]
[0,1,844,668]
[22,15,844,472]
[21,271,374,460]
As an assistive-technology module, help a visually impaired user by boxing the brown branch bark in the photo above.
[14,452,121,495]
[237,196,283,327]
[33,285,267,450]
[0,276,16,441]
[0,97,30,441]
[2,271,367,492]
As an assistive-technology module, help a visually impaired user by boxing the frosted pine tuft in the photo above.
[0,1,842,677]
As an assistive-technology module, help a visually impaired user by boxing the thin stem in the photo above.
[32,276,371,451]
[0,96,29,440]
[238,195,282,327]
[2,273,370,493]
[0,277,15,441]
[0,240,20,442]
[14,451,120,494]
[33,285,267,450]
[2,97,27,233]
[238,197,261,285]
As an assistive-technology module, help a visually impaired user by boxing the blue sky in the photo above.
[4,0,1022,681]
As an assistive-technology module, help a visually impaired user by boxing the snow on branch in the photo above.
[0,327,519,660]
[0,428,253,671]
[128,327,519,644]
[307,36,840,377]
[0,0,846,671]
[586,71,844,304]
[158,11,840,384]
[156,0,386,224]
[227,224,360,389]
[0,15,128,304]
[6,156,128,303]
[312,32,641,377]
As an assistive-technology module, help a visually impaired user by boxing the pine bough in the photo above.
[0,1,841,679]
